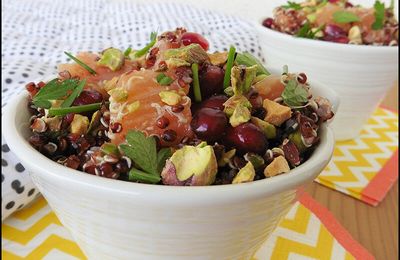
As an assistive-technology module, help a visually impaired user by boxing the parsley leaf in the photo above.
[296,22,324,39]
[282,1,302,10]
[157,148,172,173]
[33,78,80,109]
[281,79,309,107]
[64,52,96,75]
[124,46,132,56]
[119,130,158,176]
[372,1,385,30]
[333,11,361,23]
[156,73,174,86]
[61,79,86,108]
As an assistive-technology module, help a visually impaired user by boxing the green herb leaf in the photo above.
[156,73,174,86]
[282,1,302,10]
[124,47,132,56]
[296,22,324,39]
[134,32,157,58]
[64,52,96,75]
[48,102,105,116]
[191,63,202,102]
[120,130,158,176]
[61,79,86,108]
[223,46,236,89]
[235,52,270,76]
[281,79,309,107]
[157,148,172,173]
[33,78,80,109]
[128,168,161,184]
[333,11,361,23]
[372,1,385,30]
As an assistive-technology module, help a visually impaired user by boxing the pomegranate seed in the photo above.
[297,73,307,84]
[171,104,184,113]
[37,81,46,88]
[64,155,81,169]
[262,18,274,29]
[282,139,300,166]
[100,163,113,176]
[181,32,209,51]
[84,164,96,175]
[162,129,177,142]
[110,122,122,133]
[156,117,170,129]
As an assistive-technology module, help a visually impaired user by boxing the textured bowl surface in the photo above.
[255,20,399,140]
[2,80,337,260]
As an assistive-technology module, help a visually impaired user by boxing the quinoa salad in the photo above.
[262,0,398,46]
[26,28,334,186]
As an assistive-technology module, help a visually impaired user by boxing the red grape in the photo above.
[224,123,268,154]
[199,64,225,99]
[73,90,103,106]
[191,108,228,142]
[262,18,274,29]
[181,32,209,51]
[201,95,228,111]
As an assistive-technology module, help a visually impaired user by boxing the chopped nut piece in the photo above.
[264,156,290,177]
[208,51,228,66]
[31,118,47,133]
[44,116,62,131]
[232,162,255,184]
[104,77,119,92]
[348,26,362,45]
[263,99,292,126]
[70,114,89,135]
[218,148,236,167]
[159,90,182,106]
[164,44,209,64]
[250,117,276,139]
[126,101,140,113]
[97,48,125,71]
[109,87,128,102]
[230,104,251,127]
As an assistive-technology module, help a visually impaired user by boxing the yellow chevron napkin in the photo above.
[2,192,373,260]
[315,107,399,206]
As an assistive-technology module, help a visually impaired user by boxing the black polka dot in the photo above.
[5,78,12,84]
[5,201,15,210]
[22,73,29,78]
[11,180,25,194]
[2,159,8,167]
[15,163,25,172]
[2,144,10,152]
[28,188,36,196]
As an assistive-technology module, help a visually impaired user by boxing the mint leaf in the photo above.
[157,148,172,173]
[282,1,302,10]
[128,168,161,184]
[281,79,309,107]
[372,1,385,30]
[61,79,86,108]
[333,11,361,23]
[235,52,270,76]
[33,78,80,109]
[120,130,158,176]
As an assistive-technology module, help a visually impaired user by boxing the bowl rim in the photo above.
[2,83,335,203]
[254,18,399,53]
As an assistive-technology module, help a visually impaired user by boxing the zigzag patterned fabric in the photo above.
[316,107,399,206]
[2,193,373,260]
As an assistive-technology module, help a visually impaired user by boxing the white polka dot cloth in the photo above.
[1,0,265,221]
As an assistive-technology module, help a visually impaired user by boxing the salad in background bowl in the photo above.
[256,0,398,141]
[2,28,338,259]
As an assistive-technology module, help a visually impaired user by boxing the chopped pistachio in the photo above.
[263,99,292,126]
[104,77,119,92]
[230,104,251,127]
[70,114,89,135]
[126,101,140,113]
[101,143,120,156]
[208,51,228,66]
[224,86,234,97]
[218,148,236,167]
[288,130,308,153]
[159,90,182,106]
[231,65,257,95]
[165,58,190,69]
[232,162,255,184]
[250,117,276,139]
[164,44,209,65]
[109,88,128,102]
[348,25,362,45]
[307,13,317,23]
[161,144,218,186]
[87,110,101,134]
[253,74,268,84]
[244,153,265,170]
[97,48,125,71]
[223,95,252,117]
[264,156,290,177]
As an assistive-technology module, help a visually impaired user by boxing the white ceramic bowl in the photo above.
[255,19,399,141]
[2,80,338,260]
